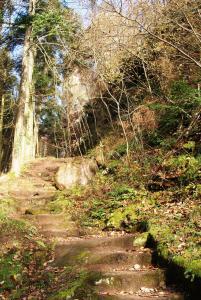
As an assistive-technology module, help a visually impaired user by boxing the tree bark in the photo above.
[0,94,5,172]
[11,0,37,174]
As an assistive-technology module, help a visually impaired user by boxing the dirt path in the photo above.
[0,158,184,299]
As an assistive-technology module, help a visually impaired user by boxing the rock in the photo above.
[133,264,141,270]
[129,264,141,271]
[55,157,98,190]
[139,287,156,293]
[133,232,149,248]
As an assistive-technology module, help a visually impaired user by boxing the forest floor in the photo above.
[0,152,200,299]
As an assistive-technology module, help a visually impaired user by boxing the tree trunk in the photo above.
[0,94,5,172]
[11,0,37,174]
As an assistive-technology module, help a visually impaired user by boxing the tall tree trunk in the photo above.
[0,94,5,172]
[11,0,37,174]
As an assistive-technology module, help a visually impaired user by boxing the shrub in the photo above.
[164,154,201,183]
[148,81,201,136]
[110,144,127,159]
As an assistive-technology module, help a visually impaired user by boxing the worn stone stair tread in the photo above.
[54,247,152,268]
[12,192,55,198]
[86,264,152,272]
[55,234,135,254]
[87,249,151,264]
[23,158,66,180]
[22,213,82,238]
[95,269,165,293]
[97,291,184,300]
[39,228,81,238]
[11,188,56,195]
[24,213,69,222]
[85,251,152,272]
[10,193,55,202]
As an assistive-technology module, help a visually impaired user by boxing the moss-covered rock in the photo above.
[106,205,137,230]
[133,232,149,247]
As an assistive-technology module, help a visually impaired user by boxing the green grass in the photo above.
[0,197,17,220]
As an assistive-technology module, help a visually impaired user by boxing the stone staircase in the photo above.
[53,234,184,299]
[0,158,184,299]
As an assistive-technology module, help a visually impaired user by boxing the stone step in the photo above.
[39,229,81,238]
[30,182,54,189]
[87,263,151,273]
[97,291,184,300]
[55,248,152,269]
[16,198,54,214]
[95,269,165,294]
[22,165,61,181]
[10,191,55,203]
[16,199,55,215]
[24,213,67,224]
[87,249,152,267]
[23,214,81,238]
[55,235,135,256]
[97,235,135,249]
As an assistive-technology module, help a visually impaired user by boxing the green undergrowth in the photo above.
[47,186,85,214]
[0,196,76,299]
[52,135,201,286]
[0,216,53,299]
[80,182,201,281]
[80,184,139,228]
[0,197,17,219]
[73,150,201,286]
[48,268,99,300]
[48,191,75,213]
[162,154,201,184]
